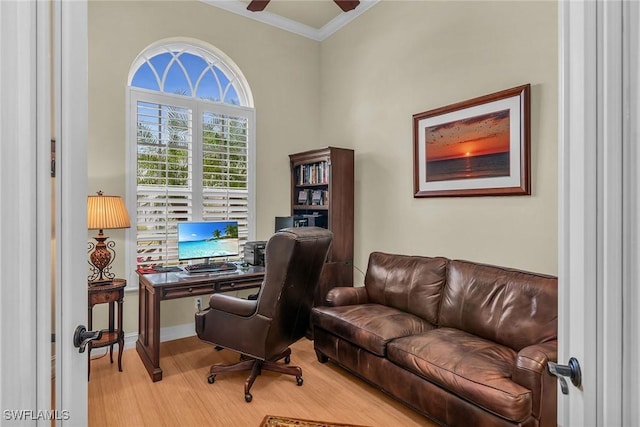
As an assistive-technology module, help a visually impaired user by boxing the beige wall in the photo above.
[321,1,558,279]
[88,1,557,335]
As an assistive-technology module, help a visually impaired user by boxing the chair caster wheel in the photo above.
[284,355,291,364]
[245,393,253,402]
[296,376,303,386]
[208,375,216,384]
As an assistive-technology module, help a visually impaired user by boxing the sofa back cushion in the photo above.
[364,252,448,324]
[438,260,558,351]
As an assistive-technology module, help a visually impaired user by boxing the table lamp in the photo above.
[87,191,131,285]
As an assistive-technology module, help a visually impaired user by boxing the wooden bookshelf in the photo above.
[289,147,354,306]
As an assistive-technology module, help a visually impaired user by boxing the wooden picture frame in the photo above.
[413,84,531,197]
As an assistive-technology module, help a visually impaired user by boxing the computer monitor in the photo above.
[177,220,240,263]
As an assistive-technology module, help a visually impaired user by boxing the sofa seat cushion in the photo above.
[312,304,435,356]
[387,328,531,423]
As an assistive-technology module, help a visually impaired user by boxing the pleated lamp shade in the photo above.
[87,191,131,230]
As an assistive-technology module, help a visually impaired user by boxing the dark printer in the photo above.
[244,241,266,266]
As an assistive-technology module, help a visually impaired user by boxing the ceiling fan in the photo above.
[246,0,360,13]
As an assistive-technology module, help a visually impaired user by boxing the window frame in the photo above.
[125,45,255,287]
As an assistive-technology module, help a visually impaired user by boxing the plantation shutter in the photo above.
[136,100,192,266]
[134,95,251,268]
[201,110,249,244]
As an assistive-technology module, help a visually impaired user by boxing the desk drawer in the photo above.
[163,283,217,300]
[217,278,263,293]
[158,275,263,300]
[90,290,120,305]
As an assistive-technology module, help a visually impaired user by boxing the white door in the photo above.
[54,0,90,425]
[558,1,639,426]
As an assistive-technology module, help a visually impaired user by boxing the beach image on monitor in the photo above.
[177,221,239,260]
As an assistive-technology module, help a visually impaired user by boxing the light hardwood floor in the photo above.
[88,336,436,427]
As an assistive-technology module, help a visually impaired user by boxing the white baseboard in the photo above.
[123,322,197,350]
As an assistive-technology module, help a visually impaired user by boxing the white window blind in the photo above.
[201,111,250,241]
[135,99,192,266]
[132,92,252,268]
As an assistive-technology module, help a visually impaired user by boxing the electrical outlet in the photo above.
[194,297,202,312]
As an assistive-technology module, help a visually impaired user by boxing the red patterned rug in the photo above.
[260,415,370,427]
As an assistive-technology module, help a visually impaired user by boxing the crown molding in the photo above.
[200,0,379,42]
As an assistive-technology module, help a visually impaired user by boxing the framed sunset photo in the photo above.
[413,84,531,197]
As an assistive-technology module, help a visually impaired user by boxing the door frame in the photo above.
[0,1,50,422]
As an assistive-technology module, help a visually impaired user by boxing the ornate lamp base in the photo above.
[88,230,117,285]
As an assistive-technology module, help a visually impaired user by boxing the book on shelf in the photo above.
[311,190,322,205]
[297,189,310,204]
[296,161,329,185]
[310,190,328,206]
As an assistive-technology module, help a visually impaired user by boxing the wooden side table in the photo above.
[87,279,126,380]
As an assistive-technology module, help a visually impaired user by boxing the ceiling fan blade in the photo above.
[247,0,270,12]
[334,0,360,12]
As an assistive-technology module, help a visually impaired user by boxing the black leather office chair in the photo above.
[195,227,332,402]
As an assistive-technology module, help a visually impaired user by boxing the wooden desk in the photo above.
[136,266,265,382]
[88,279,126,380]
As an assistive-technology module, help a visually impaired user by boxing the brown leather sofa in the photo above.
[311,252,557,427]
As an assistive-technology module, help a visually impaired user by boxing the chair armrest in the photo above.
[513,340,557,424]
[324,286,369,306]
[208,293,257,317]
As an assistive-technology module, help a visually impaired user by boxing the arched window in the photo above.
[128,40,255,269]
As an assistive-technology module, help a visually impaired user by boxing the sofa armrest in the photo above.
[513,340,557,426]
[324,286,369,306]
